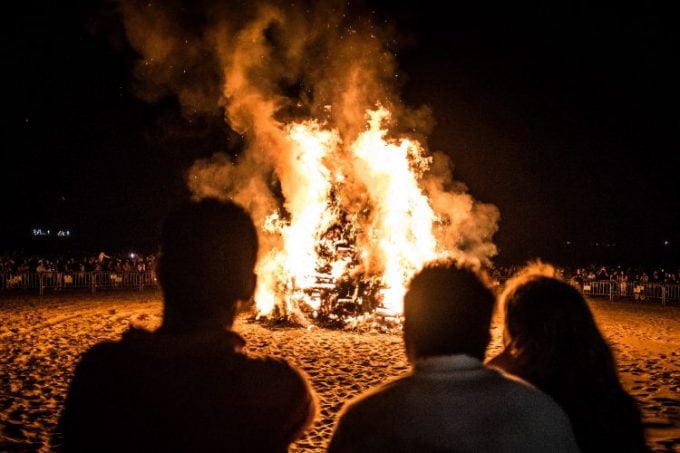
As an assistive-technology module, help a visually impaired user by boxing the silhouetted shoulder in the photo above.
[57,328,316,452]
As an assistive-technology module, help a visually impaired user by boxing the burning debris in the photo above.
[263,190,397,328]
[269,218,387,328]
[118,0,500,327]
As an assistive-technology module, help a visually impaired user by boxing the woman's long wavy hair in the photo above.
[498,262,648,452]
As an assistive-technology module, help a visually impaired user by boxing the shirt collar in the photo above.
[414,354,484,373]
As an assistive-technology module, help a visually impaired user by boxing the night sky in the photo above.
[4,1,679,267]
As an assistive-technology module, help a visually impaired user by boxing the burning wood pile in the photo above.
[245,107,481,328]
[280,219,385,327]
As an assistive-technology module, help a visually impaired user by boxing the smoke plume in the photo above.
[118,0,500,315]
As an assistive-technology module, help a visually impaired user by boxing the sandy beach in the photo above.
[0,291,678,452]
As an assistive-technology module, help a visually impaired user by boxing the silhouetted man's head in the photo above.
[403,263,495,361]
[159,199,258,329]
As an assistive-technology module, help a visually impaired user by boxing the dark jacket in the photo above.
[55,327,315,452]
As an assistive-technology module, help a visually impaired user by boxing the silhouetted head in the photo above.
[158,198,258,330]
[403,263,495,361]
[495,263,649,452]
[499,262,612,375]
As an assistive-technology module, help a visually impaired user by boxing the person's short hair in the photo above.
[404,262,495,360]
[159,198,258,320]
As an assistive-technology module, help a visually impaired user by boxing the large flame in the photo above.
[347,107,439,312]
[118,0,500,322]
[254,105,442,317]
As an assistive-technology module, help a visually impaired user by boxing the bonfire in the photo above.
[120,1,501,325]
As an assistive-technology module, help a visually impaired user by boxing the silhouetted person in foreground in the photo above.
[56,199,317,452]
[487,262,649,452]
[328,263,578,452]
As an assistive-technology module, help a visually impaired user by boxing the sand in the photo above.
[0,291,678,452]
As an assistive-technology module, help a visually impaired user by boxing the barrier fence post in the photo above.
[91,273,96,293]
[662,285,667,306]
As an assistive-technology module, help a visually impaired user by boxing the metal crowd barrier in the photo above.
[0,271,158,294]
[580,280,679,305]
[0,273,677,305]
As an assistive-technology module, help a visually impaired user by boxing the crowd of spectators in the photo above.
[1,252,678,296]
[490,264,679,285]
[1,253,677,283]
[1,251,155,274]
[0,251,157,283]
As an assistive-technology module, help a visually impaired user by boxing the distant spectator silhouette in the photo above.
[328,263,578,452]
[487,262,649,452]
[55,199,317,452]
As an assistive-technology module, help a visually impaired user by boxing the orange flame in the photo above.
[254,105,443,317]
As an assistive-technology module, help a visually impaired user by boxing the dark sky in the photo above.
[4,1,679,267]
